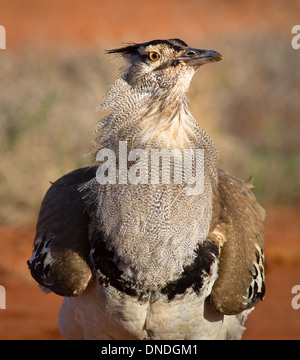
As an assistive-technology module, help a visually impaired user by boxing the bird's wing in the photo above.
[28,167,97,296]
[209,169,265,315]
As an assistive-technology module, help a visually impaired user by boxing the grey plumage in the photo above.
[28,39,265,339]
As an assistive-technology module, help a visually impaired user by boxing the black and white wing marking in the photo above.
[210,170,266,315]
[243,247,265,307]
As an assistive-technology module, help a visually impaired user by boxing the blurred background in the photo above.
[0,0,299,339]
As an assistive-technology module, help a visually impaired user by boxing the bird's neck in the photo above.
[89,78,220,288]
[95,78,219,160]
[93,77,219,187]
[136,93,195,148]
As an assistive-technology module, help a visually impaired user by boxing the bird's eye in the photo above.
[148,52,160,62]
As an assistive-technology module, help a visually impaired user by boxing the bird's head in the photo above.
[107,38,222,94]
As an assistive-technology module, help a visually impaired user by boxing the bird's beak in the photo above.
[176,48,223,66]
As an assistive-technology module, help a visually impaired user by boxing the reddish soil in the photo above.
[1,0,300,49]
[0,207,299,340]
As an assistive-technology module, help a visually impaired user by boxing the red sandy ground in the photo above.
[0,207,299,340]
[1,0,300,48]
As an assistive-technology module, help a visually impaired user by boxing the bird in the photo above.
[28,38,265,340]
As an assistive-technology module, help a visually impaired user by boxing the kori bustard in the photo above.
[28,39,265,340]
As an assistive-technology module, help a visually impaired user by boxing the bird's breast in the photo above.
[93,180,214,291]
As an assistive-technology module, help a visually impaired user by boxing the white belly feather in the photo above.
[58,262,249,340]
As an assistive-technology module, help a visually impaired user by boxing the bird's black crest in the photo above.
[107,38,188,56]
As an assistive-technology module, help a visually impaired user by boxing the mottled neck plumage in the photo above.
[85,74,220,290]
[97,78,215,148]
[93,76,219,184]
